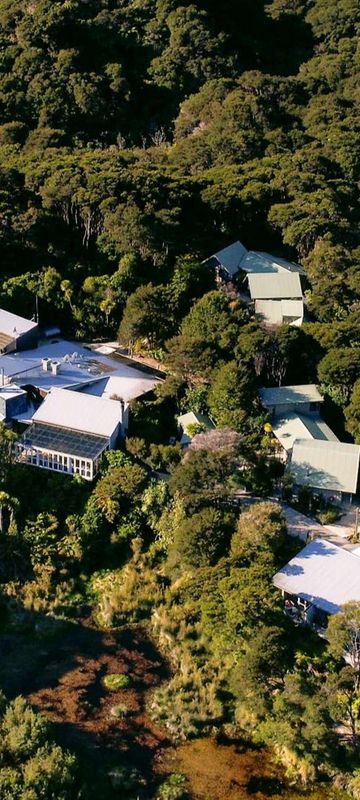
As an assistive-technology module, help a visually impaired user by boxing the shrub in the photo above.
[157,773,188,800]
[110,703,129,719]
[317,507,340,525]
[103,674,131,691]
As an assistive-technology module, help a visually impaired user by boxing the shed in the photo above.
[177,411,214,447]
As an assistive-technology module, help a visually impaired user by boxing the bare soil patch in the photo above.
[0,615,169,796]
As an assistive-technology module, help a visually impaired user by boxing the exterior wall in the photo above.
[294,483,343,504]
[121,404,130,434]
[2,392,28,420]
[109,420,122,448]
[269,401,320,417]
[16,327,39,352]
[15,442,109,481]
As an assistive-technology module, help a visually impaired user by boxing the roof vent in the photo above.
[51,361,61,376]
[42,358,51,372]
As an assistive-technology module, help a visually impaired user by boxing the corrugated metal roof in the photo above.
[33,387,122,438]
[177,412,214,445]
[0,309,37,337]
[241,251,303,275]
[259,384,324,407]
[272,413,338,453]
[213,241,248,276]
[273,538,360,615]
[248,272,302,299]
[289,439,360,494]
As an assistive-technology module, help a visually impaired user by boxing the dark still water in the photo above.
[162,738,348,800]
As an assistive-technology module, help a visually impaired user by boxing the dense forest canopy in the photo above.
[0,0,358,335]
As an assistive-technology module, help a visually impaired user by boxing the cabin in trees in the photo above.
[273,538,360,630]
[247,272,304,327]
[259,384,336,457]
[205,240,305,326]
[259,384,324,417]
[16,388,123,480]
[0,309,38,353]
[259,384,360,502]
[288,439,360,504]
[177,411,214,447]
[205,239,303,283]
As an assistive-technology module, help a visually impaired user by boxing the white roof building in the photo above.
[0,309,37,337]
[0,340,161,401]
[273,538,360,615]
[32,387,123,439]
[289,439,360,497]
[0,309,38,353]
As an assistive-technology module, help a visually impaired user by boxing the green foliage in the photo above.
[0,697,77,799]
[345,380,360,443]
[318,348,360,406]
[168,506,234,569]
[103,673,131,691]
[231,502,287,565]
[207,360,257,430]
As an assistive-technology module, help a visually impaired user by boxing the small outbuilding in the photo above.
[177,411,214,447]
[259,384,324,417]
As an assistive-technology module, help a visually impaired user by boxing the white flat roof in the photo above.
[32,387,123,438]
[273,538,360,615]
[0,384,27,400]
[272,413,338,453]
[289,439,360,495]
[77,373,158,403]
[0,340,161,401]
[0,309,37,338]
[248,272,302,300]
[259,385,324,407]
